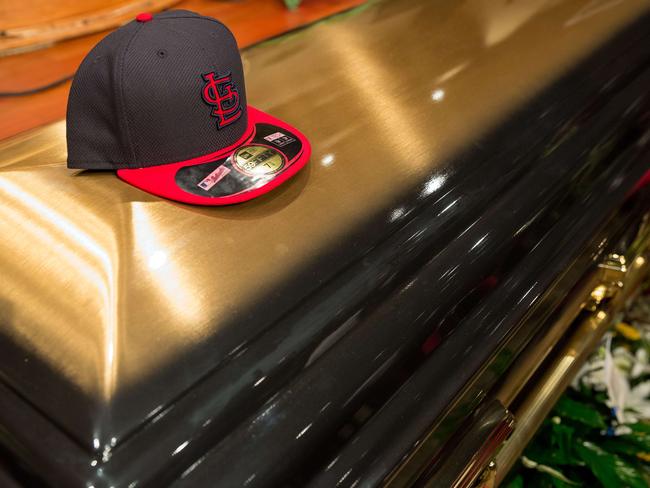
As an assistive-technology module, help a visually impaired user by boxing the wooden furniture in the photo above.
[0,0,181,56]
[0,0,364,140]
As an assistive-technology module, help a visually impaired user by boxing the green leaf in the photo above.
[524,426,581,467]
[554,397,606,429]
[617,434,650,453]
[551,475,579,488]
[593,392,609,405]
[629,422,650,435]
[503,474,524,488]
[575,441,647,488]
[283,0,301,10]
[608,423,650,453]
[600,438,642,457]
[550,422,579,465]
[526,471,554,488]
[526,444,559,467]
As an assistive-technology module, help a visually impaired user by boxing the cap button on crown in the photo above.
[136,12,153,23]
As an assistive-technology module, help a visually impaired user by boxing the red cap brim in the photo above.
[117,106,311,205]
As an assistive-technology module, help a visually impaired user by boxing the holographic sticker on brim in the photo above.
[117,106,311,206]
[174,123,304,199]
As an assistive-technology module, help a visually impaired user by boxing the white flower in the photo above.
[571,318,650,424]
[631,348,650,379]
[614,425,632,436]
[604,335,630,424]
[623,381,650,423]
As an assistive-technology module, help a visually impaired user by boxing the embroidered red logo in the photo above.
[201,72,242,129]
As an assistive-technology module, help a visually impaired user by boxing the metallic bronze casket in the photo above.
[1,0,650,486]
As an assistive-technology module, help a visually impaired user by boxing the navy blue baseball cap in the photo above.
[66,10,311,205]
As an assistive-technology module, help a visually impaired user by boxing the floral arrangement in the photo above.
[504,287,650,487]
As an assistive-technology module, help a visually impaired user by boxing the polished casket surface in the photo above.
[1,0,650,486]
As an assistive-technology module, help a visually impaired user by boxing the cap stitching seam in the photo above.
[158,16,238,46]
[111,15,240,169]
[119,24,146,168]
[142,18,246,167]
[156,22,208,55]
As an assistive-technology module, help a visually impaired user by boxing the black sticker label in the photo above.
[174,123,303,198]
[263,131,296,147]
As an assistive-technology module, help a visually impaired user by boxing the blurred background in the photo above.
[0,0,365,140]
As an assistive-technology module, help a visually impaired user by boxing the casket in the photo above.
[1,0,649,486]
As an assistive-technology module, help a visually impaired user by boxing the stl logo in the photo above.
[201,72,242,129]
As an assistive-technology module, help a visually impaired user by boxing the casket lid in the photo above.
[0,0,648,484]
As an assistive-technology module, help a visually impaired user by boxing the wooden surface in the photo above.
[0,0,181,55]
[0,0,364,141]
[0,0,141,29]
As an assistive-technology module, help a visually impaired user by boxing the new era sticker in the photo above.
[263,131,296,147]
[198,165,231,190]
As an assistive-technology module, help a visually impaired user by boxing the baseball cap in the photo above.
[66,10,311,205]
